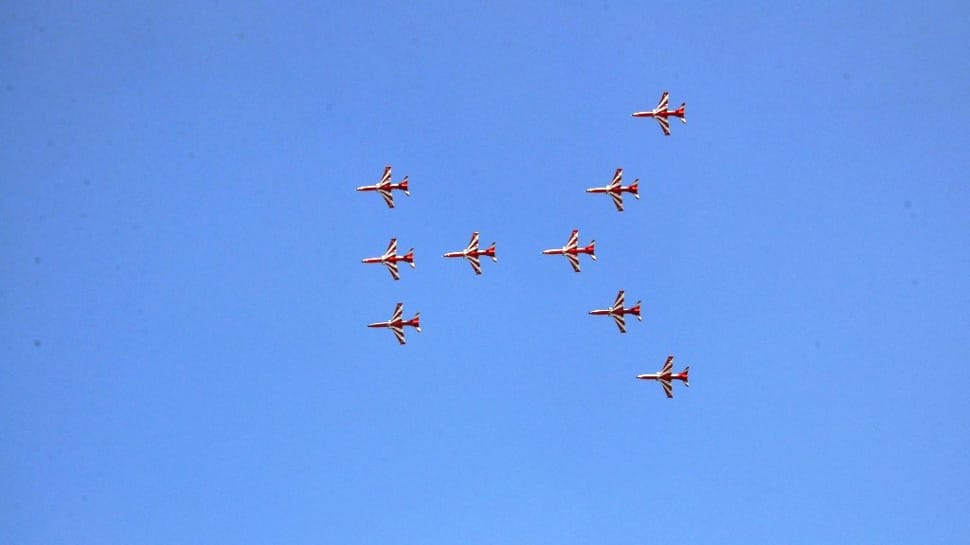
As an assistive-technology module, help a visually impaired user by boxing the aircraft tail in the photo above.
[400,176,410,196]
[682,366,690,387]
[678,103,687,124]
[412,312,421,332]
[632,301,642,321]
[486,242,497,262]
[405,249,415,268]
[630,179,640,199]
[588,240,596,260]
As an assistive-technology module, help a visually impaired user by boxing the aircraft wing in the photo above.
[466,255,482,275]
[565,229,579,251]
[391,325,407,345]
[661,355,674,375]
[613,290,625,311]
[609,168,622,189]
[566,253,581,273]
[390,303,403,322]
[656,91,669,112]
[610,191,624,211]
[379,189,395,208]
[384,238,398,258]
[612,313,627,333]
[466,232,480,253]
[381,165,393,185]
[384,261,400,280]
[655,116,671,136]
[660,379,674,398]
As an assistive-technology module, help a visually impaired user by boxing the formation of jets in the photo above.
[357,91,693,398]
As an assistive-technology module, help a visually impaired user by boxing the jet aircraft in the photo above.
[636,355,690,398]
[355,165,409,208]
[588,289,642,333]
[443,231,497,275]
[632,91,686,136]
[586,167,639,212]
[361,238,414,280]
[368,303,421,345]
[542,229,596,273]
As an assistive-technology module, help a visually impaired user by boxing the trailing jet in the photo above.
[588,289,642,333]
[632,91,686,136]
[586,167,639,212]
[637,355,690,398]
[361,238,414,280]
[367,302,421,345]
[542,229,596,273]
[355,165,409,208]
[443,231,497,275]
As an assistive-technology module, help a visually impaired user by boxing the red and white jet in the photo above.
[588,290,642,333]
[637,355,690,398]
[443,231,497,275]
[632,91,686,136]
[367,302,421,345]
[355,165,409,208]
[542,229,596,273]
[361,238,415,280]
[586,167,639,212]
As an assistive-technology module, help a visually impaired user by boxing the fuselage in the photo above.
[636,371,689,382]
[443,247,496,260]
[368,317,420,329]
[542,245,595,256]
[355,181,408,193]
[585,185,638,195]
[631,107,686,119]
[589,306,640,318]
[361,253,413,265]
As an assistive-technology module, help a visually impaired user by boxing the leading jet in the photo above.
[637,355,690,398]
[586,167,639,212]
[588,289,642,333]
[355,165,410,208]
[443,231,497,275]
[542,229,596,273]
[632,91,686,136]
[361,238,414,281]
[368,303,421,345]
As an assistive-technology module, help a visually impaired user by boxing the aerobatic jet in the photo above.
[361,238,414,280]
[542,229,596,272]
[632,91,686,136]
[588,290,642,333]
[443,231,497,275]
[367,303,421,345]
[586,167,639,212]
[637,355,690,398]
[355,165,409,208]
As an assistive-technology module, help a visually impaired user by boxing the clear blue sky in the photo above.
[3,3,969,543]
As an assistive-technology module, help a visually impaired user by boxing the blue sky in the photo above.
[2,2,969,543]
